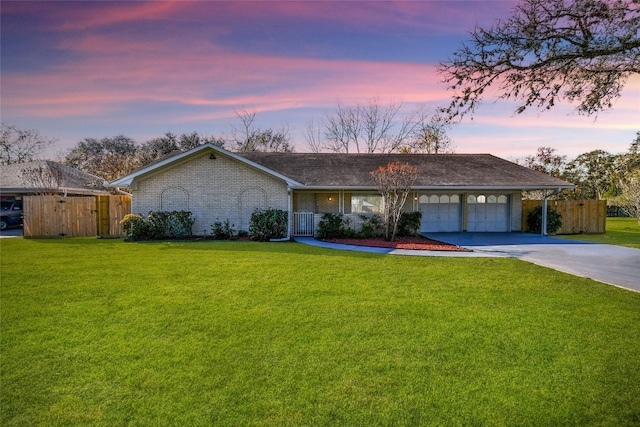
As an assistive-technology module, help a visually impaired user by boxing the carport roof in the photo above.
[240,152,575,190]
[0,161,108,195]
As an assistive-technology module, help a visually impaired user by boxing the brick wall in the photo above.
[131,151,288,235]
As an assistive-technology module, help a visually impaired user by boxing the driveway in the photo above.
[295,233,640,293]
[426,233,640,292]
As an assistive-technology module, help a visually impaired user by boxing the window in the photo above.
[351,194,382,213]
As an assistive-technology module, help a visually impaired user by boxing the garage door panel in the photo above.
[419,196,461,232]
[467,195,510,232]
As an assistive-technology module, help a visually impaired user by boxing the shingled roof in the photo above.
[0,161,108,195]
[240,152,574,190]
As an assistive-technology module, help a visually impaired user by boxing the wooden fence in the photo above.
[23,195,131,238]
[522,200,607,234]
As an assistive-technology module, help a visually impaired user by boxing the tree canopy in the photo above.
[0,124,56,165]
[439,0,640,119]
[370,162,418,241]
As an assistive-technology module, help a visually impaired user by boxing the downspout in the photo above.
[270,186,292,242]
[542,188,562,236]
[115,187,133,197]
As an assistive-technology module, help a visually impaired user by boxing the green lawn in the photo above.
[2,238,639,426]
[559,217,640,248]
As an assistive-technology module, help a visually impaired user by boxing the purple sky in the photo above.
[1,1,638,160]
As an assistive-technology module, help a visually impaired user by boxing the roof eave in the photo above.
[291,184,575,191]
[107,144,303,188]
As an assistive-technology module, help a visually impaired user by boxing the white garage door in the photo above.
[419,195,462,232]
[467,195,510,232]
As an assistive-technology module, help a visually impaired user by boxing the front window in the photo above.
[351,194,382,214]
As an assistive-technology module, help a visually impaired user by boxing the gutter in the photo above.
[114,187,133,197]
[542,188,562,236]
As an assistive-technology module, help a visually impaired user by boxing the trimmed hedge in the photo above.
[120,211,195,241]
[249,208,288,241]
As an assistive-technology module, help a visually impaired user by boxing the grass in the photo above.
[558,217,640,248]
[2,238,640,426]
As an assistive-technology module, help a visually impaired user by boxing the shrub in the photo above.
[249,208,288,241]
[120,213,150,241]
[316,213,345,239]
[527,206,563,234]
[120,211,194,241]
[211,219,235,240]
[358,214,383,238]
[396,211,422,237]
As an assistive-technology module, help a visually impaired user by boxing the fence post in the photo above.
[96,195,110,237]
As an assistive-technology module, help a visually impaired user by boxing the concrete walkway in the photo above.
[294,234,640,293]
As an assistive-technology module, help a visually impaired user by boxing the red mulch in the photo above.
[323,236,467,251]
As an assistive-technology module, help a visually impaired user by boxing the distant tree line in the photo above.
[517,132,640,221]
[1,99,455,184]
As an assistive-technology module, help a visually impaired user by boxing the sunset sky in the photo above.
[1,0,638,161]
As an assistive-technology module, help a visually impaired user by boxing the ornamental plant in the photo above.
[120,211,194,241]
[211,219,235,240]
[316,213,345,239]
[526,206,562,234]
[370,162,418,241]
[249,208,288,241]
[120,213,149,241]
[396,211,422,237]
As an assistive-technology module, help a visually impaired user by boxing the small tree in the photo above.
[370,162,418,241]
[20,162,64,195]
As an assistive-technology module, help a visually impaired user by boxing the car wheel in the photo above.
[0,219,7,230]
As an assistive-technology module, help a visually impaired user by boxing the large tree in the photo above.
[439,0,640,119]
[401,111,456,154]
[322,99,417,153]
[137,132,226,167]
[0,124,56,165]
[64,135,138,182]
[231,109,293,153]
[566,149,617,199]
[620,168,640,223]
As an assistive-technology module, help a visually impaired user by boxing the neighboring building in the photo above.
[109,144,574,237]
[0,160,108,199]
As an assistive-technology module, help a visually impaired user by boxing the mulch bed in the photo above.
[322,236,468,251]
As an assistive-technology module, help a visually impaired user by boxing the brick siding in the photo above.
[131,152,288,235]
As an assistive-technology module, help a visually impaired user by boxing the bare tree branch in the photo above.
[439,0,640,119]
[1,124,56,165]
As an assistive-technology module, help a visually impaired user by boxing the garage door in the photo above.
[419,195,462,232]
[467,194,510,232]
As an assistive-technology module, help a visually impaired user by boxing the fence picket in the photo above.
[23,195,131,238]
[521,200,606,234]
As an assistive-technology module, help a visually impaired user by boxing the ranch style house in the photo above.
[109,143,574,237]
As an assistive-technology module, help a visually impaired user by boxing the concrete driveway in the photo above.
[426,233,640,293]
[0,228,23,238]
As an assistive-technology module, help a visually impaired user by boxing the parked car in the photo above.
[1,200,23,230]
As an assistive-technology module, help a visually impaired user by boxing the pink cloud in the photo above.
[2,35,446,119]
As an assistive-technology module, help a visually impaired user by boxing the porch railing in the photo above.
[293,211,315,236]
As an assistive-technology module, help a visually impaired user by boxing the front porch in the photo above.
[289,190,522,236]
